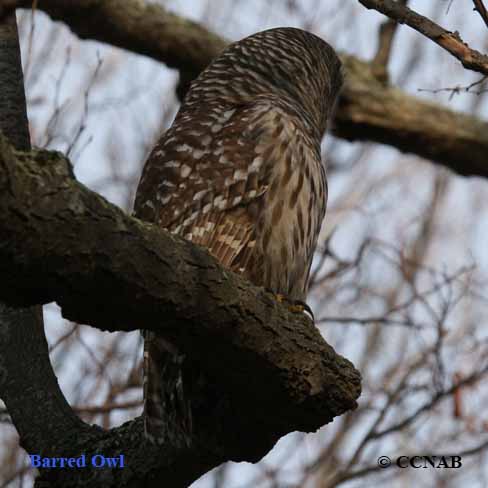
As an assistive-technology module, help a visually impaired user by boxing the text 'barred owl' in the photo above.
[134,27,343,445]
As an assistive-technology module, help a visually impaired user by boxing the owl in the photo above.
[134,27,343,446]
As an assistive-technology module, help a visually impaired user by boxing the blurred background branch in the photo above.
[1,0,488,176]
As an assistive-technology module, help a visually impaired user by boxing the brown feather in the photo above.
[133,26,343,446]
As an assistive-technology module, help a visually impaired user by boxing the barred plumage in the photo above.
[134,27,343,445]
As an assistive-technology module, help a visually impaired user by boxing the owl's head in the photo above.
[186,27,343,138]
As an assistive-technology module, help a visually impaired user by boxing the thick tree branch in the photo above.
[0,0,227,98]
[359,0,488,76]
[0,6,359,486]
[0,132,361,486]
[0,12,180,488]
[0,11,80,485]
[0,12,29,150]
[2,0,488,178]
[335,56,488,177]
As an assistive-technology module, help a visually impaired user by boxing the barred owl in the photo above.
[134,27,343,445]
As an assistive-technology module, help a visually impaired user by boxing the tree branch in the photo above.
[473,0,488,29]
[0,132,360,486]
[0,0,227,98]
[2,0,488,178]
[0,11,77,486]
[335,55,488,177]
[371,0,408,70]
[358,0,488,76]
[0,5,360,486]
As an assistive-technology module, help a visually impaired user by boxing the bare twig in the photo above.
[66,50,102,158]
[473,0,488,29]
[43,45,72,147]
[370,366,488,441]
[359,0,488,76]
[418,76,488,100]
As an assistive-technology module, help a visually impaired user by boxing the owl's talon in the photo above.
[266,290,315,322]
[290,300,315,322]
[288,303,305,313]
[275,293,285,303]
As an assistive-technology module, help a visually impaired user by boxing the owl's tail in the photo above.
[143,331,192,448]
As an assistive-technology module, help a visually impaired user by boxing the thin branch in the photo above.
[2,0,488,177]
[66,50,102,157]
[418,76,488,100]
[370,366,488,441]
[473,0,488,29]
[359,0,488,76]
[43,45,72,148]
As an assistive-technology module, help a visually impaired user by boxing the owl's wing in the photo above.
[134,98,292,273]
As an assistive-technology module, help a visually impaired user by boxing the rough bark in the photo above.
[0,12,29,148]
[0,10,360,487]
[0,13,74,485]
[2,0,487,177]
[0,132,361,486]
[0,12,102,488]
